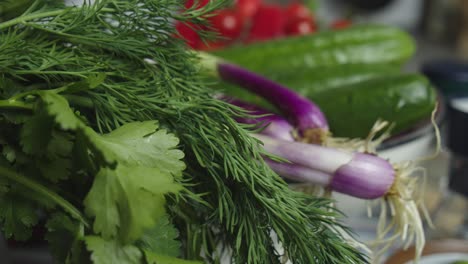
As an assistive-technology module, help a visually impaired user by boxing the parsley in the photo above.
[85,236,143,264]
[0,193,39,241]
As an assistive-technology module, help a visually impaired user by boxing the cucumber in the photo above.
[215,64,400,111]
[213,24,415,73]
[262,63,401,96]
[310,74,437,138]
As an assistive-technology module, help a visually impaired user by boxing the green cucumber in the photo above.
[213,24,415,73]
[311,74,437,138]
[262,63,401,96]
[214,63,401,111]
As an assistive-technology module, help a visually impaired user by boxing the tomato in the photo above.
[246,4,286,43]
[209,9,244,40]
[286,17,317,36]
[184,0,210,9]
[331,19,352,30]
[235,0,261,19]
[285,2,313,22]
[197,40,227,51]
[175,21,200,48]
[284,3,315,36]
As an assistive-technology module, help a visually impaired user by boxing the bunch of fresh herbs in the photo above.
[0,1,367,263]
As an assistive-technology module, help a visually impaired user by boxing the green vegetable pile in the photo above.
[0,1,367,263]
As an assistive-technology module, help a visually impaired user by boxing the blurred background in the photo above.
[316,0,457,70]
[313,1,468,263]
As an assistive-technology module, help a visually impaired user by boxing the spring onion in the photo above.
[199,52,329,144]
[257,134,394,199]
[255,133,429,262]
[219,95,295,141]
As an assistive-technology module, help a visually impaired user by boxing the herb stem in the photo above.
[14,70,88,79]
[0,7,115,30]
[0,100,33,110]
[0,5,115,30]
[63,95,95,109]
[0,166,89,227]
[0,10,66,30]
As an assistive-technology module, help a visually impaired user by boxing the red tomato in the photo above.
[235,0,261,19]
[209,9,244,40]
[286,18,317,36]
[246,4,286,43]
[184,0,210,9]
[197,40,227,51]
[175,21,200,48]
[331,19,352,30]
[285,2,313,21]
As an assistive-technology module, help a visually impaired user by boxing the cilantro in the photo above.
[138,215,204,264]
[37,131,74,183]
[46,131,74,160]
[0,193,38,241]
[37,92,186,175]
[37,156,72,183]
[0,178,7,195]
[84,165,182,243]
[45,213,83,263]
[2,145,16,163]
[85,236,142,264]
[72,104,187,244]
[20,109,74,183]
[12,184,56,210]
[0,164,87,225]
[83,122,185,175]
[39,92,81,131]
[20,111,54,156]
[1,112,30,125]
[145,251,203,264]
[137,215,181,257]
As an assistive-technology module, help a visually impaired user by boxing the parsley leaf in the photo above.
[37,156,72,183]
[20,108,74,183]
[81,118,186,243]
[85,236,142,264]
[37,92,185,176]
[145,251,203,264]
[20,111,54,156]
[0,193,38,241]
[138,215,204,264]
[2,145,16,163]
[137,215,181,257]
[45,213,84,263]
[84,165,182,243]
[84,122,185,175]
[37,131,74,183]
[39,92,81,130]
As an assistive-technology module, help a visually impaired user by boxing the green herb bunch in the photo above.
[0,1,367,263]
